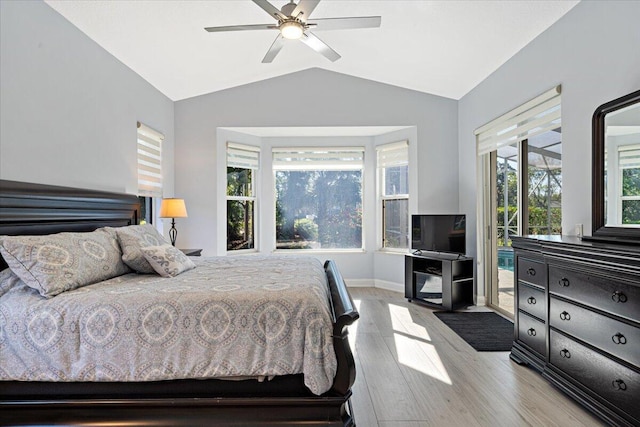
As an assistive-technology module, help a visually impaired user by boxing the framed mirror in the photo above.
[591,89,640,243]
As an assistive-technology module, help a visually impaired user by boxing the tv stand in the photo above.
[405,253,474,311]
[412,249,461,260]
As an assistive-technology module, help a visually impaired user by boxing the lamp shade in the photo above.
[159,198,188,218]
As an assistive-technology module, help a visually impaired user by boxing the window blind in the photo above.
[137,122,163,197]
[377,140,408,168]
[475,85,562,156]
[619,144,640,169]
[227,142,260,169]
[272,147,364,171]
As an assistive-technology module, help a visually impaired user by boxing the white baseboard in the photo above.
[373,280,404,293]
[344,278,404,294]
[345,279,375,287]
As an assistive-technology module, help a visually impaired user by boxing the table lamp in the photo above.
[159,198,188,246]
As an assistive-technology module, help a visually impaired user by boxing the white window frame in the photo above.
[272,146,365,252]
[377,141,409,251]
[137,122,163,226]
[226,142,260,252]
[617,143,640,225]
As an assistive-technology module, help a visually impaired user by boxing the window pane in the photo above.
[383,198,408,248]
[622,168,640,196]
[227,200,254,250]
[275,170,362,249]
[622,199,640,224]
[227,167,253,197]
[496,148,519,247]
[526,137,562,235]
[138,196,153,224]
[384,165,408,195]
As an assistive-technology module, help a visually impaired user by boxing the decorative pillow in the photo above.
[0,267,23,298]
[0,229,130,298]
[140,244,196,277]
[110,224,170,273]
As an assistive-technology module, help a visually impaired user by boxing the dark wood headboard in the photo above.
[0,180,140,270]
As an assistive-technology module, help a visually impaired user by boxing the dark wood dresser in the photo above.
[511,235,639,427]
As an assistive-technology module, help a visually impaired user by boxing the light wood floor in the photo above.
[346,288,603,427]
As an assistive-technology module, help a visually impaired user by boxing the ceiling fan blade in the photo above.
[205,24,276,32]
[308,16,381,31]
[252,0,286,21]
[292,0,321,21]
[300,32,340,62]
[262,35,285,63]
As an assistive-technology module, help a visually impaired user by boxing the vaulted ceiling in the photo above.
[45,0,579,101]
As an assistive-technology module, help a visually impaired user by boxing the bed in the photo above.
[0,179,359,426]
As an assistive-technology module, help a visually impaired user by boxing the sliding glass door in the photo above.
[485,134,562,316]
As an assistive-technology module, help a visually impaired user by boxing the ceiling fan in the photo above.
[204,0,381,63]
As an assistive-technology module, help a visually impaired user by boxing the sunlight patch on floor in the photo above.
[393,333,453,385]
[387,303,432,341]
[386,303,451,384]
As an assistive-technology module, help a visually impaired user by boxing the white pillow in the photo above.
[140,244,196,277]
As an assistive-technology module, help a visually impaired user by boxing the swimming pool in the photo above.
[498,248,514,271]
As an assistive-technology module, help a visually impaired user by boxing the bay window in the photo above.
[226,143,260,251]
[377,141,409,249]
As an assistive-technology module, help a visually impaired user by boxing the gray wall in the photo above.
[458,0,640,296]
[175,69,458,281]
[6,0,636,294]
[0,0,174,196]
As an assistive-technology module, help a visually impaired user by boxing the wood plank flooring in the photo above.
[347,288,603,427]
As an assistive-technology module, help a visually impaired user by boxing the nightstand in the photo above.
[179,248,202,257]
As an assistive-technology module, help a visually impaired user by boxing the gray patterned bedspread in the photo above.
[0,256,337,395]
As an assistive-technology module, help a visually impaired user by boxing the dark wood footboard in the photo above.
[325,259,359,396]
[0,179,360,426]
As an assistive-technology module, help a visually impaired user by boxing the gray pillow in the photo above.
[111,224,171,273]
[0,228,130,298]
[141,244,196,277]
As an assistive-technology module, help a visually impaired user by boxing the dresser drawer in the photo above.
[517,311,546,356]
[517,257,546,288]
[518,282,546,321]
[550,330,640,422]
[549,265,640,322]
[550,297,640,367]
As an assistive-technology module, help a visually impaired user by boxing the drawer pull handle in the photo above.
[527,296,536,305]
[612,333,627,345]
[612,379,627,391]
[559,278,570,287]
[559,311,571,321]
[527,328,537,337]
[560,349,571,359]
[612,291,628,303]
[527,268,536,277]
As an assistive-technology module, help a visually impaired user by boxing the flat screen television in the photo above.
[411,214,466,255]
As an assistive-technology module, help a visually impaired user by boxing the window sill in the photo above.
[375,249,410,256]
[273,249,366,254]
[226,249,259,256]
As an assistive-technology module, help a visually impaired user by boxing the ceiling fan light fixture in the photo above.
[280,21,304,40]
